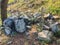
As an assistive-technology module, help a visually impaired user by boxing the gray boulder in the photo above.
[3,17,15,35]
[14,18,26,33]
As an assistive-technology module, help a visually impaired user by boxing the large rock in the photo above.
[14,18,26,33]
[38,30,53,43]
[3,17,15,35]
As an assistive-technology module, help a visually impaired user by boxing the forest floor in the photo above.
[0,25,60,45]
[0,0,60,45]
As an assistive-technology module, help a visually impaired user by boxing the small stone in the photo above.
[33,12,41,18]
[0,27,4,30]
[26,26,31,29]
[5,28,11,35]
[4,27,12,35]
[50,22,59,33]
[7,41,12,45]
[25,31,30,36]
[38,30,53,43]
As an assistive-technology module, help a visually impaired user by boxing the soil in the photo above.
[0,25,60,45]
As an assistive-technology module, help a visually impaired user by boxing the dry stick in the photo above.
[40,7,45,31]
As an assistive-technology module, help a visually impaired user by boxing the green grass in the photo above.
[8,0,15,4]
[7,0,60,15]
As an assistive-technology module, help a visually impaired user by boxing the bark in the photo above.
[1,0,8,24]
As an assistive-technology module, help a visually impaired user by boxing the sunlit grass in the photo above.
[8,0,15,4]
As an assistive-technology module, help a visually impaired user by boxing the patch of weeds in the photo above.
[54,30,60,37]
[38,39,52,44]
[39,41,48,45]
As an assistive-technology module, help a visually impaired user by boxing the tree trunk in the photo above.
[1,0,8,24]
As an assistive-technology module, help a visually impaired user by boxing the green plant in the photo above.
[54,30,60,37]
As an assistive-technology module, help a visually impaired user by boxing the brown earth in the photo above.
[0,25,60,45]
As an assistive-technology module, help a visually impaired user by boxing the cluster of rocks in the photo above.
[37,13,60,43]
[3,10,60,43]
